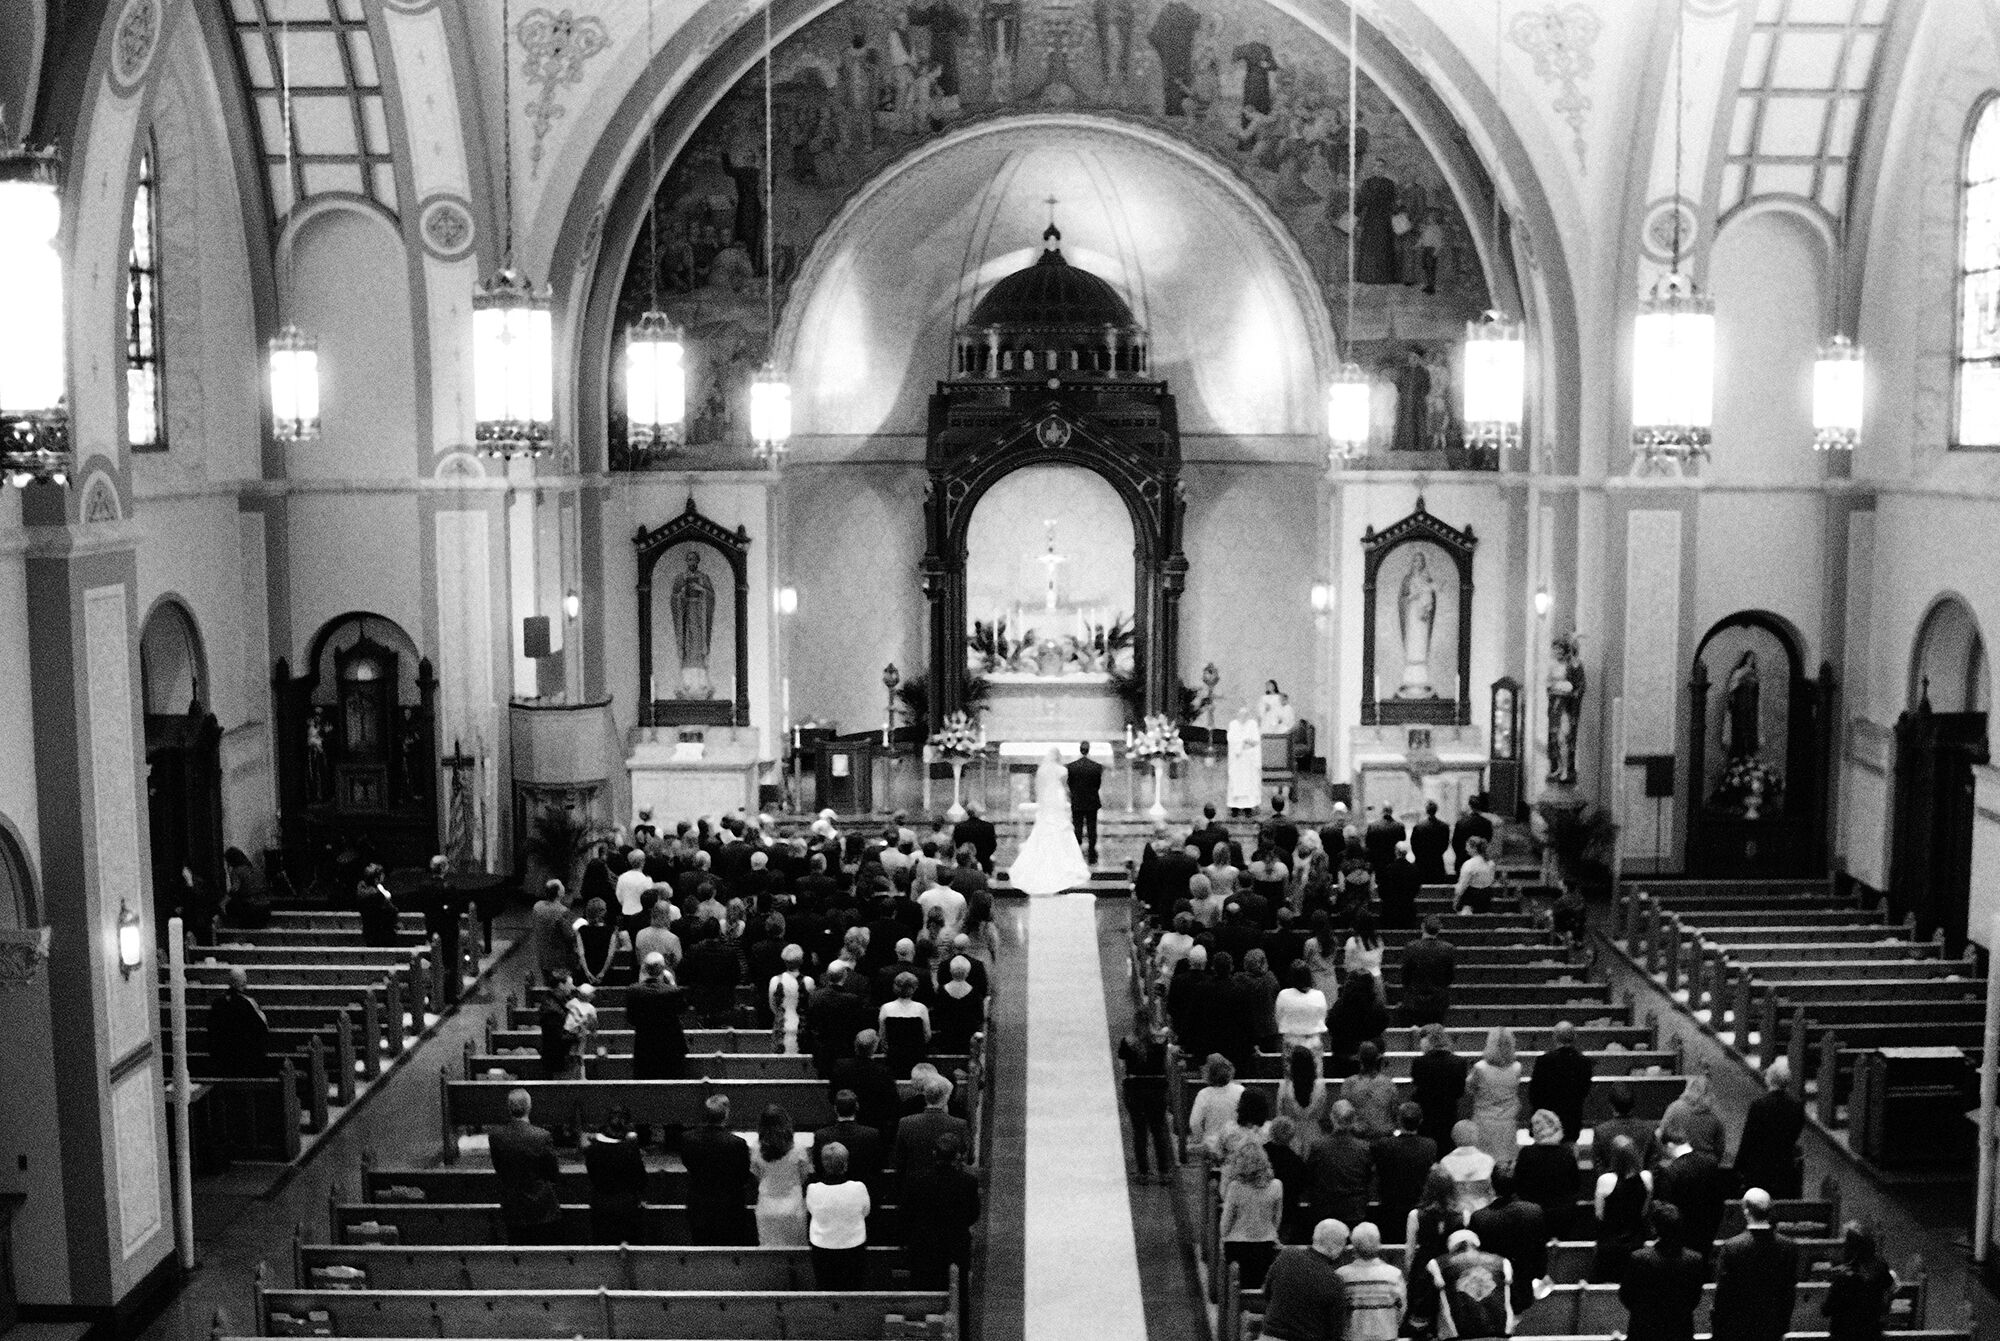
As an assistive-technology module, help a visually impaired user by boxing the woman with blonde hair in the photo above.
[1188,1053,1245,1156]
[1513,1107,1583,1236]
[1218,1140,1284,1289]
[1467,1025,1523,1169]
[1656,1072,1726,1160]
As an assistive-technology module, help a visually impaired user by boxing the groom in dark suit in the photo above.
[1066,742,1105,865]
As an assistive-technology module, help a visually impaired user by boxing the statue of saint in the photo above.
[1546,633,1585,785]
[668,549,717,698]
[1396,549,1439,698]
[1725,650,1761,760]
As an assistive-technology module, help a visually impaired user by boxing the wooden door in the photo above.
[1889,708,1988,950]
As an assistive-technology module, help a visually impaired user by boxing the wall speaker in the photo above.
[522,615,552,659]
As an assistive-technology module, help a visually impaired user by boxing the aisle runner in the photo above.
[1024,892,1148,1339]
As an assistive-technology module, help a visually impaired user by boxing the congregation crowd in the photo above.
[1120,800,1904,1341]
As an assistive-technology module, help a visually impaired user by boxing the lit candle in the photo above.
[882,721,890,747]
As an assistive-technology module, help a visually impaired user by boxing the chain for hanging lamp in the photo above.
[267,9,320,445]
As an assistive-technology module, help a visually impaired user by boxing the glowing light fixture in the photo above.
[774,585,798,615]
[747,0,789,467]
[1309,583,1333,614]
[267,13,319,444]
[0,145,70,488]
[1631,6,1713,473]
[473,0,553,460]
[117,899,143,977]
[1327,0,1371,467]
[563,590,581,620]
[1534,587,1552,618]
[1812,334,1863,452]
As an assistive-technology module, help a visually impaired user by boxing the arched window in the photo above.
[127,145,165,452]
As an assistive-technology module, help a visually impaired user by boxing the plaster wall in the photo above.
[1709,211,1826,487]
[286,494,425,663]
[1691,491,1825,670]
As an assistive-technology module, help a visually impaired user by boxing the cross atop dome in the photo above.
[1043,196,1062,251]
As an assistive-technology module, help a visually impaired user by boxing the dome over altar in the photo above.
[967,225,1141,333]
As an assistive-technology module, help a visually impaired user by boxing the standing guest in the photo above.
[1406,1168,1466,1334]
[1187,872,1225,929]
[1653,1123,1733,1258]
[1340,1041,1398,1141]
[1305,1100,1375,1228]
[683,1095,756,1245]
[531,880,582,986]
[490,1089,563,1245]
[1411,1022,1470,1151]
[356,864,400,946]
[1259,1219,1352,1341]
[576,898,625,986]
[1239,947,1283,1054]
[930,956,985,1053]
[1439,1119,1497,1218]
[1275,963,1330,1058]
[1822,1222,1898,1341]
[1364,806,1406,872]
[768,944,814,1055]
[1220,1140,1285,1288]
[1374,842,1420,931]
[894,1073,971,1182]
[1342,909,1386,1002]
[1618,1204,1709,1341]
[1337,1222,1407,1341]
[1451,798,1495,872]
[1468,1027,1524,1170]
[902,1130,980,1311]
[626,953,688,1081]
[1276,1046,1333,1159]
[1409,800,1452,884]
[1592,1082,1661,1173]
[614,849,653,941]
[750,1105,812,1246]
[205,968,274,1076]
[584,1108,647,1244]
[811,1089,886,1204]
[916,873,967,942]
[1243,846,1288,927]
[1263,796,1301,866]
[952,803,998,874]
[633,899,682,974]
[1591,1134,1654,1283]
[1372,1102,1439,1243]
[1656,1073,1727,1162]
[1117,1023,1176,1182]
[829,1030,902,1137]
[535,974,581,1080]
[1400,917,1457,1027]
[411,855,464,998]
[1733,1059,1806,1199]
[1188,804,1232,866]
[1187,1053,1244,1156]
[1711,1188,1801,1341]
[1214,1089,1274,1178]
[1526,1021,1594,1143]
[221,847,273,930]
[877,972,932,1078]
[1204,843,1242,905]
[1452,838,1499,914]
[1154,912,1199,986]
[1263,1117,1315,1244]
[1428,1228,1516,1340]
[1469,1167,1548,1314]
[580,842,617,911]
[1301,914,1343,1004]
[1512,1109,1582,1238]
[1325,969,1389,1080]
[808,963,875,1079]
[804,1143,871,1289]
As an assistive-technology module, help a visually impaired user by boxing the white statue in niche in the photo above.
[1396,549,1439,699]
[669,549,717,699]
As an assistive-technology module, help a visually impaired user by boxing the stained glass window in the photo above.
[1957,100,2000,447]
[127,148,165,452]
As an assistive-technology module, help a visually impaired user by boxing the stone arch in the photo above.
[1909,593,1990,718]
[139,595,207,716]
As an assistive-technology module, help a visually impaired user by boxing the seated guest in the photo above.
[1592,1082,1660,1173]
[1337,1221,1407,1341]
[804,1143,871,1290]
[1340,1041,1398,1141]
[1219,1140,1285,1289]
[1733,1059,1806,1200]
[204,967,273,1077]
[490,1089,563,1245]
[1439,1119,1497,1218]
[1373,1102,1439,1244]
[1470,1167,1548,1314]
[894,1074,970,1183]
[1823,1221,1898,1341]
[1512,1108,1583,1238]
[585,1107,647,1244]
[1259,1219,1351,1341]
[1592,1134,1653,1283]
[1619,1204,1709,1341]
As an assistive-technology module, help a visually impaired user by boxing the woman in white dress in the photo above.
[1007,747,1094,895]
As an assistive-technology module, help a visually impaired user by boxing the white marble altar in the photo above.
[984,672,1125,741]
[628,726,761,820]
[1350,724,1487,820]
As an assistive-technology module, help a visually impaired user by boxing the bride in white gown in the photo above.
[1007,747,1095,896]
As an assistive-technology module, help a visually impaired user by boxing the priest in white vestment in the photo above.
[1226,707,1263,815]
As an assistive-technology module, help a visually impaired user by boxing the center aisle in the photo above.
[1023,891,1149,1340]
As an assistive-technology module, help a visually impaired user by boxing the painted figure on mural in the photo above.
[1726,650,1761,760]
[669,549,718,699]
[1147,1,1201,117]
[1093,0,1136,89]
[1397,550,1439,698]
[1392,345,1431,453]
[1547,633,1585,785]
[909,0,968,107]
[1354,155,1401,283]
[982,0,1020,100]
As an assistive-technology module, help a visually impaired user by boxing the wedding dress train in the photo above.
[1007,752,1094,896]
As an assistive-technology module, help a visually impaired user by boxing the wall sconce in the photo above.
[1534,587,1553,619]
[774,586,798,616]
[1310,583,1333,615]
[117,900,143,977]
[562,590,581,621]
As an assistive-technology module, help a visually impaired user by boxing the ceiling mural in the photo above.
[609,0,1496,462]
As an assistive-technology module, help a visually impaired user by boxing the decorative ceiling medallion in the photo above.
[1035,415,1072,451]
[1641,195,1701,264]
[109,0,163,94]
[418,194,477,261]
[1510,2,1601,174]
[516,8,612,176]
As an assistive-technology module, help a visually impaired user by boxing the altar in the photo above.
[627,726,761,822]
[983,671,1125,742]
[1350,724,1487,820]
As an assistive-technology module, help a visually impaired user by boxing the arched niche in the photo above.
[0,819,47,991]
[634,500,752,728]
[139,598,224,897]
[140,596,206,716]
[1889,595,1991,947]
[1909,595,1991,719]
[1359,500,1476,726]
[1684,610,1827,877]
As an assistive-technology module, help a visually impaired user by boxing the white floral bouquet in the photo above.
[1715,756,1783,808]
[928,711,982,760]
[1127,713,1187,763]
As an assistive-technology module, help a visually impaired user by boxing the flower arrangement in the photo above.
[1714,756,1783,816]
[1127,713,1187,763]
[927,711,982,760]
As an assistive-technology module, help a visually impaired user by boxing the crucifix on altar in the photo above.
[1036,518,1068,611]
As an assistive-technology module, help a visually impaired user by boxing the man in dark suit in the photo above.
[1527,1020,1596,1142]
[1469,1168,1549,1313]
[1618,1204,1710,1341]
[490,1089,564,1245]
[1262,796,1300,862]
[902,1130,982,1328]
[1364,806,1407,873]
[205,967,274,1077]
[1653,1126,1734,1258]
[1373,1101,1439,1242]
[1305,1101,1375,1227]
[1592,1083,1660,1173]
[807,961,875,1077]
[895,1073,972,1186]
[1710,1188,1800,1341]
[1732,1059,1806,1199]
[682,1094,756,1245]
[1375,841,1420,930]
[951,804,998,874]
[830,1028,904,1136]
[812,1088,886,1206]
[1409,1023,1469,1151]
[1399,917,1457,1027]
[1066,742,1105,864]
[1187,804,1231,865]
[1409,800,1452,884]
[1451,798,1495,872]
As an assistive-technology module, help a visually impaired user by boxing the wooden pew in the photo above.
[1179,1070,1689,1141]
[1748,959,1967,983]
[1220,1047,1680,1082]
[1760,978,1982,1005]
[294,1240,909,1292]
[262,910,429,931]
[358,1163,895,1209]
[1695,926,1930,948]
[198,944,423,970]
[197,1065,303,1162]
[463,1049,971,1084]
[440,1079,843,1162]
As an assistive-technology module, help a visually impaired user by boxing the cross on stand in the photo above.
[439,739,478,873]
[1036,518,1068,612]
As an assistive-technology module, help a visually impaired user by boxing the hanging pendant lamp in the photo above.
[1812,333,1863,452]
[1462,0,1523,459]
[1327,1,1371,465]
[624,0,685,457]
[474,0,553,460]
[0,144,71,488]
[267,12,320,445]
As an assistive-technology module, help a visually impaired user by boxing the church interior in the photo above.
[4,0,2000,1337]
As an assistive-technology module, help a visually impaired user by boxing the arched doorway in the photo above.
[140,599,223,918]
[1890,597,1991,947]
